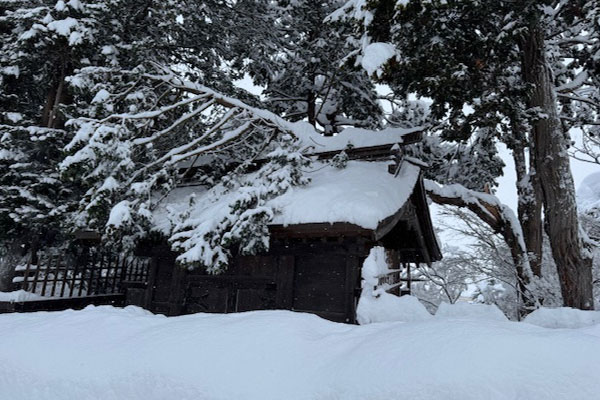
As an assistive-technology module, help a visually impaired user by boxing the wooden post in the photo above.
[144,257,158,309]
[275,255,295,309]
[40,256,51,297]
[21,260,31,292]
[345,255,360,323]
[95,252,104,295]
[119,256,128,293]
[59,262,68,298]
[69,254,80,298]
[110,253,120,294]
[31,252,41,295]
[78,252,89,297]
[87,252,95,296]
[50,256,58,297]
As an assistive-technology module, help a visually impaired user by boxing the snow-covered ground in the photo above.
[1,303,600,400]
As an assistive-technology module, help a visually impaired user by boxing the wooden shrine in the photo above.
[132,158,441,323]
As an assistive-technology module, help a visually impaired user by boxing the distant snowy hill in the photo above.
[577,171,600,213]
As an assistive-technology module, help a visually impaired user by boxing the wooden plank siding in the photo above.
[136,236,371,323]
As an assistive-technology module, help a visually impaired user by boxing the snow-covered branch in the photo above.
[424,180,533,281]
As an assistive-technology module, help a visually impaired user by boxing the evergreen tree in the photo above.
[231,0,383,135]
[0,0,100,260]
[61,68,315,271]
[335,0,598,309]
[0,0,238,259]
[58,0,388,271]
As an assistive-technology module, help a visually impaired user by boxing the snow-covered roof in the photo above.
[153,160,421,234]
[293,124,424,155]
[178,124,424,169]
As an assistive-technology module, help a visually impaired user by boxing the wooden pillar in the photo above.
[275,255,295,309]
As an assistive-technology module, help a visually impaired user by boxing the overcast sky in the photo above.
[495,143,599,210]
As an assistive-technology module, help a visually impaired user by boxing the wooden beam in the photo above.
[269,222,373,239]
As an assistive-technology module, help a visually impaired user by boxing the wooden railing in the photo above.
[376,262,425,296]
[12,251,150,299]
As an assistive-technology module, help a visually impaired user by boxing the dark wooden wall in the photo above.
[133,236,370,323]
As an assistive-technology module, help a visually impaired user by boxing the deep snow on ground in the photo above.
[523,306,600,329]
[1,304,600,400]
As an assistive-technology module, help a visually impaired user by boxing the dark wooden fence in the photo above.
[11,251,150,299]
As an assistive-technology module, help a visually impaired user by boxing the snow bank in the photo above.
[0,290,45,302]
[1,306,600,400]
[524,307,600,329]
[357,293,432,324]
[436,302,508,322]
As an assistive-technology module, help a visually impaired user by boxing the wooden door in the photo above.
[292,254,348,320]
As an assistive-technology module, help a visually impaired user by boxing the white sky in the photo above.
[495,142,599,210]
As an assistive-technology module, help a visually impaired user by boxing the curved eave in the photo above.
[413,175,442,262]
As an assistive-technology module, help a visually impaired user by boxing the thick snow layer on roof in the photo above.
[294,122,423,154]
[153,161,421,233]
[270,161,420,228]
[1,306,600,399]
[182,125,423,169]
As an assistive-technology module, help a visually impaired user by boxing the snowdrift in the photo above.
[524,306,600,329]
[1,306,600,400]
[435,301,508,322]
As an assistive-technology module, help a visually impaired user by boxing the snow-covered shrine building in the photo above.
[131,128,441,323]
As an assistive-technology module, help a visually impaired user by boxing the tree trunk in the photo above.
[521,27,594,309]
[510,132,543,278]
[41,60,68,129]
[306,91,316,127]
[0,240,27,292]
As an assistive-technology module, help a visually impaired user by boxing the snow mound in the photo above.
[524,307,600,329]
[435,302,508,322]
[0,290,45,302]
[357,293,432,324]
[1,307,600,399]
[357,247,431,324]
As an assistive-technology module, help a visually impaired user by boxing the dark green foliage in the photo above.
[231,0,383,135]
